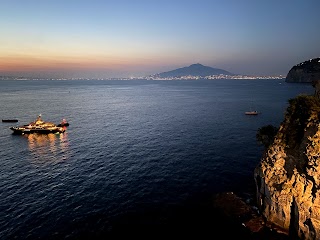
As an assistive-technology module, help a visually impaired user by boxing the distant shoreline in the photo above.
[0,76,286,81]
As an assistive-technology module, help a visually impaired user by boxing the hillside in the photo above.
[285,58,320,83]
[151,63,234,78]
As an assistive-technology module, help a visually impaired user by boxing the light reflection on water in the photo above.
[23,131,70,165]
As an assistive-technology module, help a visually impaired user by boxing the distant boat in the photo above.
[245,111,259,115]
[57,119,69,127]
[2,119,18,122]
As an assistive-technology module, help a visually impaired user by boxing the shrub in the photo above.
[256,125,278,148]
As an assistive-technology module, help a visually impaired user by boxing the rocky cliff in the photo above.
[286,58,320,83]
[254,86,320,239]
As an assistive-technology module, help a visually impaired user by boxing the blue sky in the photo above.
[0,0,319,78]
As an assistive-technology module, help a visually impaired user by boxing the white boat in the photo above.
[9,114,66,134]
[245,110,259,115]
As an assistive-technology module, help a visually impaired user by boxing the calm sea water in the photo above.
[0,79,313,239]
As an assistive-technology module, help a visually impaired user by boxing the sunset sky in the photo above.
[1,0,320,78]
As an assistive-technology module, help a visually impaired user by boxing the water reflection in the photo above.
[23,131,70,165]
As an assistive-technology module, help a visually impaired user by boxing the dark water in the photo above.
[0,79,313,239]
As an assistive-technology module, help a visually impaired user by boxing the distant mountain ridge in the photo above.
[151,63,234,78]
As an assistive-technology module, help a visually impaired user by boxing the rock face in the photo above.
[254,90,320,239]
[286,58,320,83]
[212,192,289,239]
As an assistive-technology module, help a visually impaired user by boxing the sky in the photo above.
[0,0,320,78]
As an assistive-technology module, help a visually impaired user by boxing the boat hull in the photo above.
[10,127,65,134]
[245,111,259,115]
[57,122,69,127]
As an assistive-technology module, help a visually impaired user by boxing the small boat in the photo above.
[245,111,259,115]
[9,114,65,134]
[2,119,18,122]
[57,119,69,127]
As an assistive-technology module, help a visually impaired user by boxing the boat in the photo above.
[9,114,66,134]
[57,119,69,127]
[245,111,259,115]
[2,119,18,122]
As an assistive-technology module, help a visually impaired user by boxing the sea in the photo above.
[0,79,314,239]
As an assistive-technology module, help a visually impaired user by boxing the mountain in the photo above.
[151,63,234,78]
[285,57,320,83]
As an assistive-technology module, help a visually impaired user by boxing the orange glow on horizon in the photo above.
[0,55,132,71]
[0,53,177,73]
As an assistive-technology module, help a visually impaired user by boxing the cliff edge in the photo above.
[254,84,320,239]
[286,58,320,83]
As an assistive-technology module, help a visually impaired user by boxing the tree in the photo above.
[256,125,278,148]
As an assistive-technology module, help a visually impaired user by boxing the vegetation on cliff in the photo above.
[257,94,320,151]
[283,95,320,148]
[256,125,279,148]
